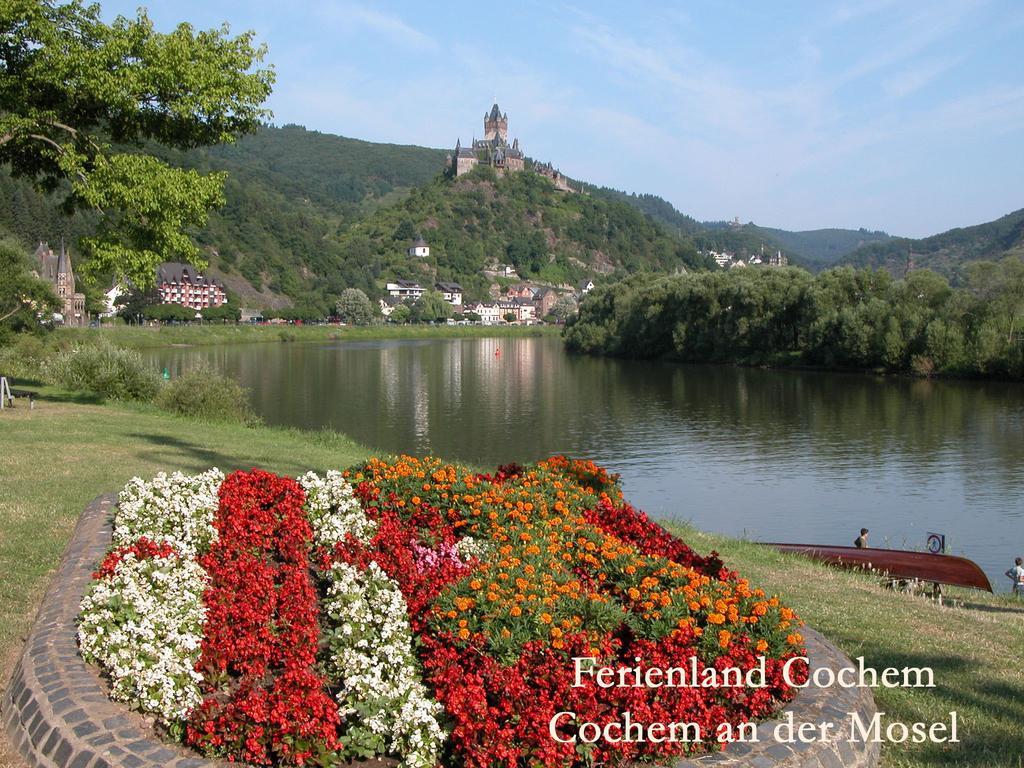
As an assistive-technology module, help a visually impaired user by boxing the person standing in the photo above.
[1006,557,1024,597]
[854,528,870,548]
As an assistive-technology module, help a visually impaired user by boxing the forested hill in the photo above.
[840,207,1024,280]
[583,184,893,268]
[331,166,705,302]
[0,125,449,309]
[1,125,704,309]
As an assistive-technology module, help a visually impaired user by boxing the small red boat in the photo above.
[762,543,993,592]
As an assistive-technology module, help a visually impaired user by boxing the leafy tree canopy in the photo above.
[0,0,274,287]
[0,237,59,329]
[335,287,373,325]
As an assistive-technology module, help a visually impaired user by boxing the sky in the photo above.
[99,0,1024,238]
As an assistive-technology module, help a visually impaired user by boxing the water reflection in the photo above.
[150,337,1024,590]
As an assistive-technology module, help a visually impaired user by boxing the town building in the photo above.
[465,301,501,325]
[577,279,596,295]
[407,236,430,258]
[435,281,463,306]
[767,250,788,267]
[156,262,226,310]
[450,103,526,177]
[512,298,536,323]
[33,241,88,326]
[385,280,426,300]
[507,284,535,300]
[532,287,559,318]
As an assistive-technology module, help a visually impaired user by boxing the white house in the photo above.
[386,280,425,300]
[466,301,501,325]
[435,281,463,306]
[577,278,595,295]
[407,236,430,258]
[512,297,536,323]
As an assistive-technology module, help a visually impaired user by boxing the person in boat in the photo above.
[1006,557,1024,597]
[854,528,869,548]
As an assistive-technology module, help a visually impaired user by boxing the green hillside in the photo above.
[841,207,1024,280]
[748,225,891,266]
[332,166,706,302]
[1,125,708,310]
[583,187,893,269]
[0,125,449,309]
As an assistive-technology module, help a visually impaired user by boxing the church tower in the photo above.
[483,103,508,141]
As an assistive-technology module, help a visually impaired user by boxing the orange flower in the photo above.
[706,612,726,625]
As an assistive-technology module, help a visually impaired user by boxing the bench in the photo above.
[0,376,35,409]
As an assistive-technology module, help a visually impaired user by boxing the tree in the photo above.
[393,220,417,242]
[503,312,517,324]
[550,294,578,322]
[413,291,452,323]
[463,311,481,323]
[0,238,58,330]
[201,303,241,323]
[115,284,160,322]
[0,1,274,286]
[389,304,411,324]
[335,288,373,325]
[144,303,195,322]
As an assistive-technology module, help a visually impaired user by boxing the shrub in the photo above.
[155,366,261,425]
[0,332,53,379]
[45,339,160,400]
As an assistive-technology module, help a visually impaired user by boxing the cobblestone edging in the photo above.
[3,495,879,768]
[677,628,881,767]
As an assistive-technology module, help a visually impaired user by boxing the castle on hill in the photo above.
[451,103,524,177]
[449,102,574,192]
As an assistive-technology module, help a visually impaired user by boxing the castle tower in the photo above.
[483,103,508,141]
[56,240,74,300]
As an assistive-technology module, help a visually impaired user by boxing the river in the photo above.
[148,335,1024,591]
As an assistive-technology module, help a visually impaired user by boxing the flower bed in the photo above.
[79,457,806,768]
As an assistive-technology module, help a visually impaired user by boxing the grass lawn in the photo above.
[1,393,1022,767]
[68,322,559,349]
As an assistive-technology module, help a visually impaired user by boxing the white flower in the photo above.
[113,469,223,555]
[78,550,207,723]
[299,470,376,547]
[303,471,445,768]
[322,561,446,768]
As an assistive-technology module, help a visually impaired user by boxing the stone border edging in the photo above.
[676,627,880,767]
[3,494,879,768]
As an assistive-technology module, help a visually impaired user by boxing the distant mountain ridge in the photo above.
[840,207,1024,280]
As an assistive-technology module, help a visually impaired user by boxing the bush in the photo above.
[0,333,53,379]
[154,367,261,426]
[44,339,160,400]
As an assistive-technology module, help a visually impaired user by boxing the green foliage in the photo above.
[200,303,241,322]
[0,0,274,286]
[0,237,59,332]
[388,304,411,324]
[565,260,1024,378]
[843,208,1024,279]
[335,288,373,325]
[332,170,704,305]
[154,365,260,425]
[144,303,196,322]
[43,338,161,399]
[412,291,453,323]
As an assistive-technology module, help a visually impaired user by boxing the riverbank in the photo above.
[2,391,1022,767]
[69,322,558,349]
